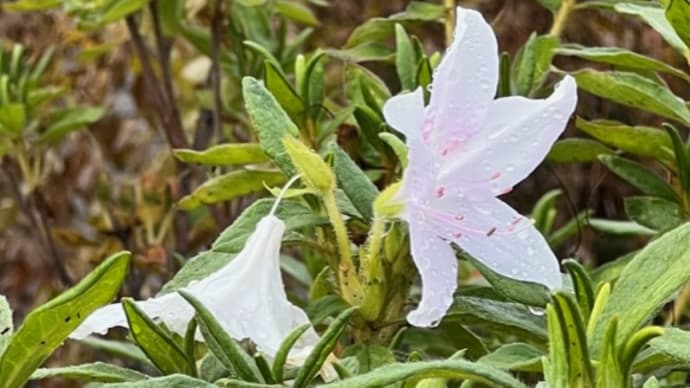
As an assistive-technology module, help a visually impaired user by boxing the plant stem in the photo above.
[549,0,575,37]
[443,0,456,46]
[322,191,363,305]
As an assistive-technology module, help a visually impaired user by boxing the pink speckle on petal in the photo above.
[453,231,463,238]
[486,227,497,237]
[435,186,446,198]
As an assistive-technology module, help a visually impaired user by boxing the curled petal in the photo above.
[71,215,319,363]
[440,76,577,198]
[432,197,562,290]
[405,216,458,327]
[382,87,426,142]
[425,7,499,155]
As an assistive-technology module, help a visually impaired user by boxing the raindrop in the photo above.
[528,306,546,316]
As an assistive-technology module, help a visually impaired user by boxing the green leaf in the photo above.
[624,196,685,231]
[511,33,559,96]
[331,144,379,222]
[599,154,678,202]
[101,0,152,24]
[1,0,60,11]
[0,252,130,388]
[0,103,26,138]
[293,306,358,387]
[39,106,105,144]
[477,343,543,372]
[463,254,551,307]
[301,51,326,117]
[275,0,319,25]
[562,259,595,320]
[648,327,690,362]
[551,293,594,387]
[378,132,408,167]
[96,374,215,387]
[619,326,664,376]
[555,45,690,82]
[666,0,690,48]
[588,223,690,358]
[30,362,148,383]
[322,359,526,388]
[595,318,623,387]
[537,0,561,13]
[663,123,690,198]
[77,336,151,365]
[272,323,311,382]
[643,376,660,388]
[546,138,614,163]
[342,344,397,373]
[572,70,690,125]
[531,189,561,235]
[344,2,443,48]
[446,296,548,342]
[587,219,656,236]
[575,118,673,162]
[543,304,567,388]
[178,291,262,383]
[265,61,304,123]
[326,43,395,63]
[395,24,416,91]
[0,295,12,357]
[173,143,269,166]
[399,321,488,360]
[122,298,195,376]
[178,169,285,210]
[615,3,688,54]
[242,76,299,175]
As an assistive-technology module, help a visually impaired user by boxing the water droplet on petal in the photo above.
[528,306,545,316]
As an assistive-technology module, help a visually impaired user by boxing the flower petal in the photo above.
[405,215,458,327]
[382,87,426,141]
[439,76,577,198]
[432,197,562,290]
[425,7,499,154]
[71,215,320,362]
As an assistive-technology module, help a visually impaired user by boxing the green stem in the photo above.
[443,0,456,46]
[323,191,363,305]
[549,0,575,37]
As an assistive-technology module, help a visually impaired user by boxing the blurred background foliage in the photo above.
[0,0,689,386]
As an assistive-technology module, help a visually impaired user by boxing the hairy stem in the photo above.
[323,191,363,305]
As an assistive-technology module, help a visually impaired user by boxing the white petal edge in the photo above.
[70,215,321,364]
[439,75,577,198]
[436,197,562,290]
[425,6,499,153]
[382,87,425,141]
[405,215,458,327]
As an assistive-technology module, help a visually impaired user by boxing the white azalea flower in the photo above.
[382,6,578,327]
[71,197,319,367]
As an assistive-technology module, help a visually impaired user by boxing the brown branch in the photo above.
[125,14,189,150]
[210,0,224,141]
[2,161,72,286]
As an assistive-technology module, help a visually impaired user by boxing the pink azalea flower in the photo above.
[383,6,578,327]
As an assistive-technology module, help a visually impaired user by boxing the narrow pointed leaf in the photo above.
[331,144,379,221]
[588,223,690,357]
[30,362,148,383]
[173,143,268,166]
[599,154,678,202]
[322,359,527,388]
[562,259,595,320]
[293,307,358,387]
[122,298,195,376]
[178,291,262,383]
[552,293,594,387]
[0,252,130,388]
[272,323,311,382]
